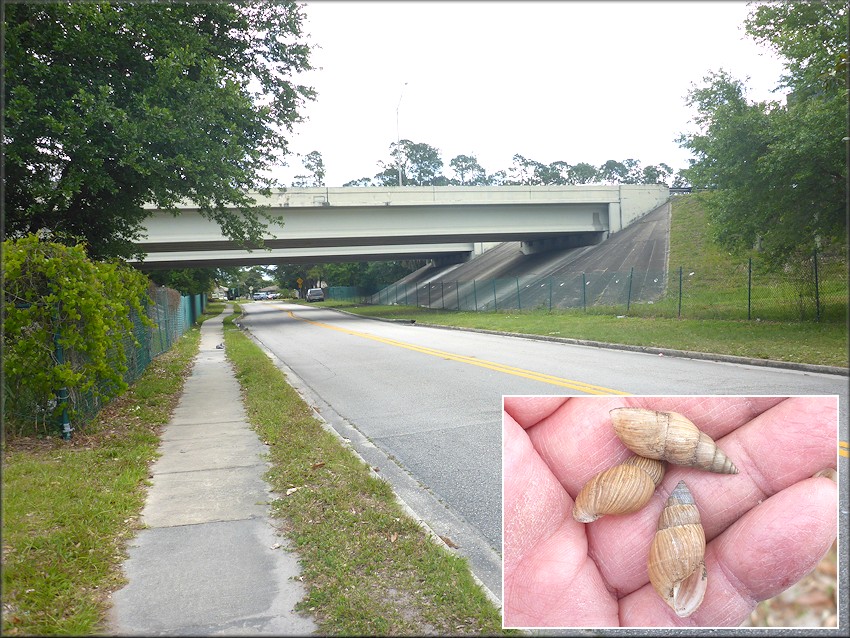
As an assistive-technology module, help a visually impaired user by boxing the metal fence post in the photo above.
[53,303,73,440]
[814,248,821,322]
[549,277,553,311]
[516,278,521,310]
[582,273,587,312]
[455,282,460,311]
[493,279,497,311]
[473,280,479,311]
[626,267,634,313]
[678,266,683,319]
[747,257,752,320]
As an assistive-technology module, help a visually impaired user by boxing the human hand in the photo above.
[503,396,837,627]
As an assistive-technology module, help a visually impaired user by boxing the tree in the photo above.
[598,160,629,184]
[148,268,217,296]
[302,150,326,186]
[3,1,315,260]
[678,1,847,267]
[568,163,598,184]
[449,154,487,185]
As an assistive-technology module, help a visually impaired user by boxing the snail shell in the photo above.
[610,407,738,474]
[572,455,666,523]
[648,480,707,617]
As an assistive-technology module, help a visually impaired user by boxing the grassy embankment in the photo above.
[2,302,505,636]
[316,195,848,368]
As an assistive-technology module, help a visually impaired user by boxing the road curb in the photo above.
[325,306,848,377]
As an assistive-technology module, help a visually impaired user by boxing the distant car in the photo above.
[252,292,268,301]
[305,288,325,302]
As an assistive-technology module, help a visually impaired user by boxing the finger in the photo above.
[504,526,619,628]
[503,410,571,578]
[503,396,570,429]
[617,476,837,627]
[503,410,620,627]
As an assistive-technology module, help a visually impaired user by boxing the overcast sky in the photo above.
[272,1,788,187]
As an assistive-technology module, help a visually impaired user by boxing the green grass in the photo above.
[1,306,219,636]
[222,305,506,635]
[318,304,847,368]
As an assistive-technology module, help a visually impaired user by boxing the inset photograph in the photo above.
[502,395,839,628]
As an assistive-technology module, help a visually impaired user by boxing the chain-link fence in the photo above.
[365,250,847,323]
[3,285,206,437]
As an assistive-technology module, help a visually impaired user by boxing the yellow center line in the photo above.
[282,310,630,395]
[840,441,849,458]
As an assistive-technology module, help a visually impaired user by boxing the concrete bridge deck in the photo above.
[132,185,669,269]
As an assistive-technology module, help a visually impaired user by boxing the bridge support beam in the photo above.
[520,231,607,255]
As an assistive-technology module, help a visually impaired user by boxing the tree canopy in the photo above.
[3,1,315,260]
[678,0,847,267]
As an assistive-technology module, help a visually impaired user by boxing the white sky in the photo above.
[272,0,789,187]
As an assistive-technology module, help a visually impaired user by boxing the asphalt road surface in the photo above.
[238,302,848,607]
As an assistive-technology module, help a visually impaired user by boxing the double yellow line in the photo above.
[840,441,849,458]
[283,310,630,395]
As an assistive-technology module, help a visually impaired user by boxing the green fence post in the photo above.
[53,304,73,440]
[493,279,498,311]
[678,266,683,319]
[582,273,587,312]
[549,277,553,311]
[626,267,634,313]
[516,278,521,310]
[747,257,752,320]
[813,248,821,322]
[455,282,460,311]
[473,280,478,311]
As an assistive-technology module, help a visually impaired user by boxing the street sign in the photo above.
[297,278,303,287]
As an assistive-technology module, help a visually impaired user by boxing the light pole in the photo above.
[396,81,407,186]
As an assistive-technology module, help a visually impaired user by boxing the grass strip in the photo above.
[316,302,848,369]
[1,305,221,635]
[222,306,506,635]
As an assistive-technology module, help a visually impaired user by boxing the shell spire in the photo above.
[610,407,738,474]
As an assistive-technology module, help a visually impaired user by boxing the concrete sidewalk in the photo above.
[109,307,316,636]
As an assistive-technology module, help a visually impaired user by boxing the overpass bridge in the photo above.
[131,184,669,270]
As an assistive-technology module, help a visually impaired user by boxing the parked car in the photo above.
[305,287,325,302]
[252,291,268,300]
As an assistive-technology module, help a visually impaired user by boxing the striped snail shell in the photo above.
[648,480,707,617]
[610,407,738,474]
[572,455,666,523]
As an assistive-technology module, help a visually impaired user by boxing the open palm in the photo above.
[503,396,837,627]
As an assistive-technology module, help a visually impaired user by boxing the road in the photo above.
[238,301,848,604]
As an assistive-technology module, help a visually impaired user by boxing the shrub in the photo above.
[2,234,153,434]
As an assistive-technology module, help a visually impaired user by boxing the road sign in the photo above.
[297,278,303,287]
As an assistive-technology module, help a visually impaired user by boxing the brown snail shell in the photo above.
[648,480,707,617]
[610,407,738,474]
[572,455,666,523]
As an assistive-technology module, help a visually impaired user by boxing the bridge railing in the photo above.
[365,250,847,323]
